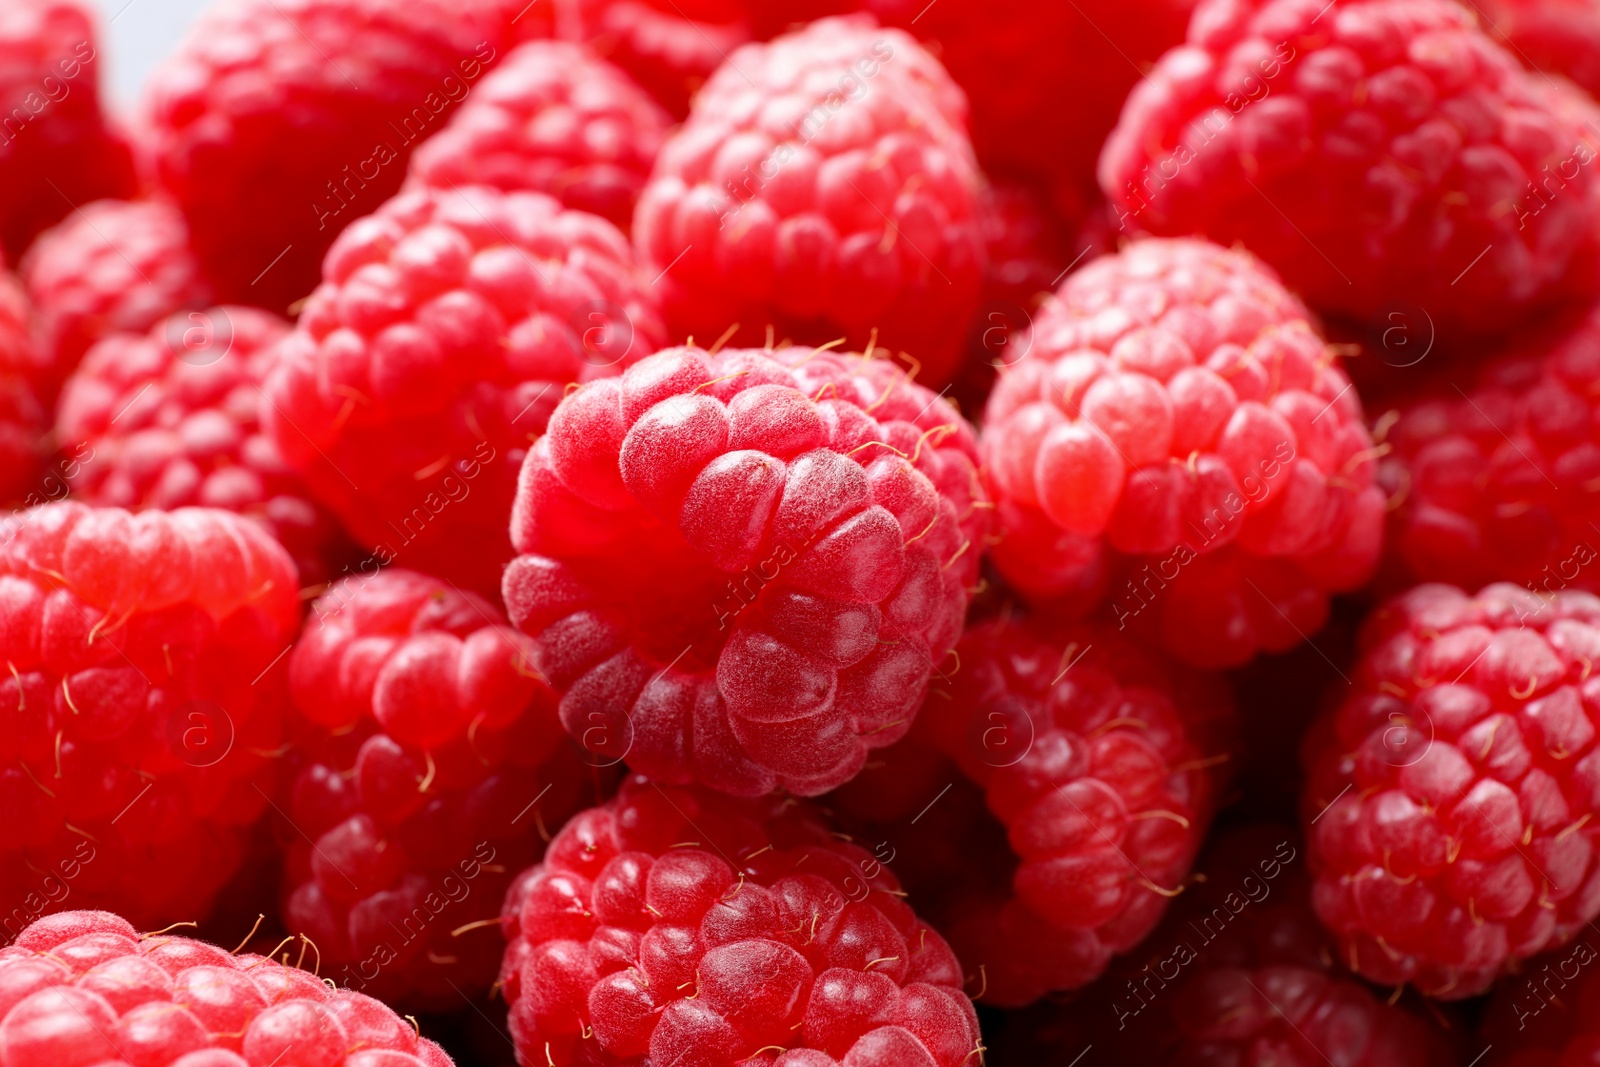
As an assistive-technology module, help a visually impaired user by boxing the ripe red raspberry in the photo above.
[0,1,135,264]
[55,307,352,587]
[0,909,454,1066]
[982,238,1384,668]
[141,0,510,312]
[1374,304,1600,598]
[984,826,1460,1066]
[278,569,598,1010]
[502,343,988,796]
[1476,0,1600,102]
[262,185,665,596]
[557,0,753,118]
[850,0,1196,208]
[407,40,671,233]
[632,15,985,389]
[20,200,213,396]
[830,617,1235,1006]
[1302,583,1600,998]
[1100,0,1600,340]
[0,503,299,933]
[0,271,45,507]
[498,774,982,1067]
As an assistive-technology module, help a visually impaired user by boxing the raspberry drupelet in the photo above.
[21,200,213,398]
[1374,304,1600,597]
[407,41,671,233]
[55,307,352,587]
[0,504,299,931]
[555,0,753,118]
[0,910,455,1067]
[502,343,988,797]
[498,774,983,1067]
[830,617,1235,1006]
[278,569,598,1010]
[262,184,665,596]
[632,15,986,389]
[1099,0,1600,340]
[982,238,1384,668]
[141,0,509,312]
[1302,583,1600,998]
[0,0,135,264]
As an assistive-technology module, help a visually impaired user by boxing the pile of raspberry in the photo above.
[17,0,1600,1064]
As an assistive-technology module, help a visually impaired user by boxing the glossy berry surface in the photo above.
[0,504,299,931]
[1100,0,1600,339]
[279,569,597,1010]
[499,774,982,1067]
[983,238,1384,668]
[633,15,985,388]
[502,343,988,796]
[56,307,350,587]
[408,40,671,233]
[832,617,1235,1006]
[141,0,509,311]
[1302,584,1600,998]
[21,200,213,396]
[1374,304,1600,597]
[262,184,665,595]
[0,0,135,264]
[0,909,454,1067]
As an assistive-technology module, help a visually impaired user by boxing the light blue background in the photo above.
[89,0,211,105]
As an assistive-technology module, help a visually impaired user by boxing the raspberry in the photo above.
[20,200,213,397]
[982,238,1385,668]
[407,40,672,233]
[0,503,299,933]
[851,0,1196,207]
[0,909,454,1067]
[830,617,1235,1006]
[498,774,982,1067]
[278,569,598,1010]
[632,15,985,389]
[1302,583,1600,998]
[557,0,754,117]
[1373,304,1600,598]
[1476,0,1600,102]
[0,271,44,507]
[262,185,665,595]
[502,343,988,796]
[0,0,135,264]
[985,826,1460,1066]
[1099,0,1600,340]
[141,0,510,312]
[55,308,353,588]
